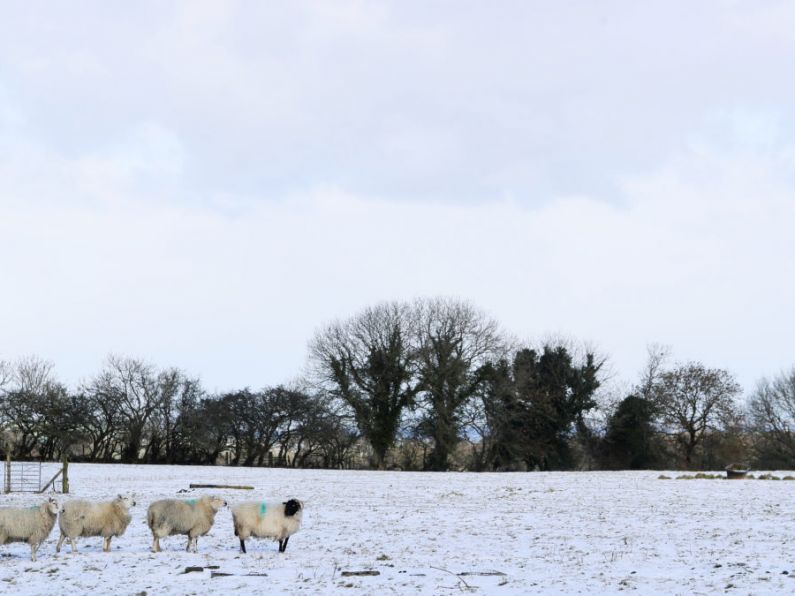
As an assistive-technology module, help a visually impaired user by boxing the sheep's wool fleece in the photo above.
[60,500,132,538]
[148,498,218,536]
[0,505,57,545]
[232,501,302,541]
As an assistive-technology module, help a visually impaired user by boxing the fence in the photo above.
[3,456,69,493]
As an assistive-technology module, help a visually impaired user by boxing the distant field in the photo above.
[1,465,794,594]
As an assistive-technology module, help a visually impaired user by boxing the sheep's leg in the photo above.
[239,539,246,554]
[103,536,111,552]
[30,543,37,562]
[56,533,65,553]
[282,536,290,552]
[278,539,284,553]
[69,537,78,553]
[151,524,169,553]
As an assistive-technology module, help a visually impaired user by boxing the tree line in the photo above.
[1,297,794,471]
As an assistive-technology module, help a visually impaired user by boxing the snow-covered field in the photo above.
[1,465,794,595]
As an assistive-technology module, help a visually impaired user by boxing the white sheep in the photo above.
[56,495,136,553]
[147,495,227,553]
[0,497,59,561]
[232,498,303,553]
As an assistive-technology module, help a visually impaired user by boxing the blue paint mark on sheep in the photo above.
[259,502,266,517]
[185,499,197,506]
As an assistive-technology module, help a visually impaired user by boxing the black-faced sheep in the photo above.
[232,499,303,553]
[56,495,136,553]
[0,497,59,561]
[147,495,227,553]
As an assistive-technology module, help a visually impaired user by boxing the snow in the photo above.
[1,465,794,594]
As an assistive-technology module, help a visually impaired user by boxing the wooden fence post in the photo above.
[4,452,10,494]
[62,456,69,494]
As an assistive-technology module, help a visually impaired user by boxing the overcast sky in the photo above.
[1,1,794,395]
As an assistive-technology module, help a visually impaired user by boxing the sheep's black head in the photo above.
[283,499,302,517]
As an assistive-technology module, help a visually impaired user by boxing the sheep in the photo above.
[0,497,59,561]
[147,495,227,553]
[232,498,303,553]
[56,495,136,554]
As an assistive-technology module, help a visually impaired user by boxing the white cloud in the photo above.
[2,114,794,393]
[1,2,794,394]
[4,1,795,201]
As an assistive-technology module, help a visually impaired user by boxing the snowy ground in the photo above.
[1,465,794,595]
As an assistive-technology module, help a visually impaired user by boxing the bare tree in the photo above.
[653,362,740,468]
[146,369,204,463]
[309,301,419,469]
[748,369,795,467]
[597,344,671,470]
[178,396,233,464]
[414,297,505,470]
[88,356,161,462]
[637,343,671,400]
[0,357,89,459]
[309,399,359,469]
[8,356,57,394]
[250,387,296,467]
[0,357,58,457]
[0,359,11,391]
[77,387,124,461]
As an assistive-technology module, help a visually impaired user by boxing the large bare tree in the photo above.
[309,301,418,469]
[414,297,504,470]
[637,343,671,401]
[653,362,740,468]
[146,368,204,463]
[0,356,80,459]
[88,356,161,462]
[748,369,795,467]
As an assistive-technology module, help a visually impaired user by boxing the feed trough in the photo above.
[725,466,749,479]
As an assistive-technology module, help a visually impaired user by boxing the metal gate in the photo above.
[4,460,42,492]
